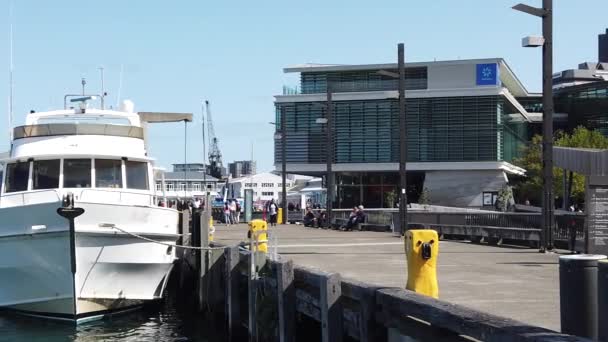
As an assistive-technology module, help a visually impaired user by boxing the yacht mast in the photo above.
[8,1,14,145]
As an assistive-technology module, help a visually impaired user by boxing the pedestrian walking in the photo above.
[235,200,242,224]
[224,201,232,226]
[229,199,237,225]
[268,199,278,227]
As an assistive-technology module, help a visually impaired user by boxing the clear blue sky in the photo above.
[0,1,606,172]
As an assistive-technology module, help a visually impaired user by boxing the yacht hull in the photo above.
[0,201,179,323]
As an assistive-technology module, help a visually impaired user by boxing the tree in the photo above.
[513,126,608,206]
[384,189,397,208]
[496,185,514,212]
[418,187,431,205]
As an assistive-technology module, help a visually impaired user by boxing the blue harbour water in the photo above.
[0,298,224,342]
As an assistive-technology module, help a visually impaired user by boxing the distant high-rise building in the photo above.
[228,160,257,178]
[600,29,608,63]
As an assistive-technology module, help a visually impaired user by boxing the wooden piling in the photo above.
[224,246,241,341]
[247,252,257,341]
[319,272,342,342]
[276,259,295,342]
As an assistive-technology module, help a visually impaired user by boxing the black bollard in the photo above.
[599,260,608,341]
[559,254,607,339]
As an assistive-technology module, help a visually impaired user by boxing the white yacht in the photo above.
[0,96,191,323]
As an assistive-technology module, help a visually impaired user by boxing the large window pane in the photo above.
[126,161,148,190]
[5,162,29,193]
[33,160,60,190]
[338,185,360,209]
[95,159,122,188]
[64,159,91,188]
[363,185,382,208]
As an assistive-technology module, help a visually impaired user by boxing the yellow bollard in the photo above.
[405,229,439,298]
[209,217,215,242]
[277,208,283,224]
[248,219,268,253]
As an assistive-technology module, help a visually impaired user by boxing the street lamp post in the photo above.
[270,114,288,225]
[326,84,334,225]
[513,0,555,252]
[281,107,288,225]
[377,43,407,234]
[397,43,407,235]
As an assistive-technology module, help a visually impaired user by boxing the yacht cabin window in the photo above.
[3,158,149,192]
[95,159,122,188]
[126,161,149,190]
[4,162,29,193]
[63,159,91,188]
[33,160,60,190]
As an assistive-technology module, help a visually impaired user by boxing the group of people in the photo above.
[341,205,367,231]
[223,199,242,226]
[302,205,366,231]
[158,197,205,212]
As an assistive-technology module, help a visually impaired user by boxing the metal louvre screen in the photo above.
[300,68,428,94]
[275,95,528,165]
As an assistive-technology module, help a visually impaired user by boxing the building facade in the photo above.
[155,163,221,200]
[227,172,293,203]
[274,58,530,208]
[228,160,257,178]
[600,29,608,63]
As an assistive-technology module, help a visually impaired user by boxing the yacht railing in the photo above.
[0,189,62,207]
[0,188,154,208]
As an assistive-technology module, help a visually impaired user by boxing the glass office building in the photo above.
[274,59,530,208]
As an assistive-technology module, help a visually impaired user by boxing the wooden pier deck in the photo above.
[214,223,564,331]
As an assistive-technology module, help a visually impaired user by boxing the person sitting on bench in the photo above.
[356,205,366,224]
[342,207,360,231]
[303,207,317,227]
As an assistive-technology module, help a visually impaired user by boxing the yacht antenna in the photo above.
[99,66,105,109]
[202,101,207,194]
[8,1,14,144]
[116,64,124,108]
[81,78,86,96]
[183,120,188,199]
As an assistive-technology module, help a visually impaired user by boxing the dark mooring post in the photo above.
[560,254,606,339]
[57,195,84,276]
[599,260,608,341]
[56,194,85,317]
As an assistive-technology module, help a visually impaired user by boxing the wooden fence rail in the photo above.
[192,244,590,342]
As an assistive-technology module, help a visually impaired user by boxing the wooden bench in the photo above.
[357,223,392,232]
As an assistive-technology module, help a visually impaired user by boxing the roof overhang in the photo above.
[138,112,193,123]
[283,58,530,97]
[554,147,608,175]
[276,161,526,176]
[275,87,505,103]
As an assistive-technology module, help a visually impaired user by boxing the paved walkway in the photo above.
[213,223,565,331]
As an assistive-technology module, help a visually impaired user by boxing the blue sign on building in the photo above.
[476,63,499,86]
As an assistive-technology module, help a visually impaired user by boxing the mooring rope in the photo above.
[110,225,227,251]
